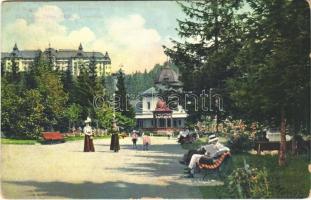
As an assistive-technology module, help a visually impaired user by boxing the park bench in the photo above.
[42,132,65,144]
[254,139,311,155]
[254,141,293,155]
[197,151,231,180]
[119,133,128,139]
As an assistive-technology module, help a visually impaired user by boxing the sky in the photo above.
[1,1,186,73]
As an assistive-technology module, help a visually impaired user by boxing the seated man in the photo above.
[185,135,230,178]
[180,134,218,165]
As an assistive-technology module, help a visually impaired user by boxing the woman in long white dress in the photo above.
[83,117,95,152]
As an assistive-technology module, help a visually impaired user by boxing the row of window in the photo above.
[137,119,182,128]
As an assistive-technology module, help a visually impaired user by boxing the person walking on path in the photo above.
[131,131,138,149]
[110,119,120,152]
[143,135,151,150]
[83,117,95,152]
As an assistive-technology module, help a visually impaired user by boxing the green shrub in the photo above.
[227,132,254,153]
[142,131,154,136]
[227,160,271,198]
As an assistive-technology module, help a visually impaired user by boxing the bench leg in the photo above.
[202,171,209,180]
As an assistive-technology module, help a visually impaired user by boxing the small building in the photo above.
[135,65,187,134]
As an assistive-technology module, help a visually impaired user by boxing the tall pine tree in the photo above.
[164,0,245,123]
[115,69,135,119]
[227,0,310,166]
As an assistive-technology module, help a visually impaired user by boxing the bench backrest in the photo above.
[198,151,231,170]
[42,132,64,140]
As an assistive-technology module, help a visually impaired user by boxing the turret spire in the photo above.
[78,43,83,51]
[13,43,19,51]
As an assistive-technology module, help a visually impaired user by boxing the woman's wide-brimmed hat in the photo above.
[208,134,219,143]
[85,117,91,123]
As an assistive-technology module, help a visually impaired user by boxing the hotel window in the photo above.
[147,102,151,110]
[178,120,181,126]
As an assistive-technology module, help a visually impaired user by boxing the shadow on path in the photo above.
[2,180,202,199]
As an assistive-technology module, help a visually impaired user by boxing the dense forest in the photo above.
[104,63,179,97]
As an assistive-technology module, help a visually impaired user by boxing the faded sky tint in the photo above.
[1,1,186,73]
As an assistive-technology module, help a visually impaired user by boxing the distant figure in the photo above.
[132,131,138,149]
[83,117,95,152]
[143,135,151,150]
[110,120,120,152]
[167,132,173,140]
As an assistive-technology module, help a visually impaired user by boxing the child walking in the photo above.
[143,135,151,150]
[131,131,138,149]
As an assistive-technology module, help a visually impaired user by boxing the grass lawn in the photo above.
[199,152,310,199]
[1,135,112,144]
[1,138,38,145]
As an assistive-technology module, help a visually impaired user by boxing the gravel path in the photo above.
[1,137,220,199]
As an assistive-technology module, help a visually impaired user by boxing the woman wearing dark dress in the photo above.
[83,117,95,152]
[110,119,120,152]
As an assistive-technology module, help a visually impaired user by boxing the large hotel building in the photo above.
[1,43,111,76]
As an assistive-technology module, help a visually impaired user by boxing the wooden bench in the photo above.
[119,133,128,139]
[254,140,311,155]
[42,132,65,144]
[197,151,232,180]
[254,141,292,155]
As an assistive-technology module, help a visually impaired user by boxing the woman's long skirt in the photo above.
[84,135,95,152]
[110,134,120,152]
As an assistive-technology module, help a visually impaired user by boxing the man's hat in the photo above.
[85,117,91,123]
[208,134,218,143]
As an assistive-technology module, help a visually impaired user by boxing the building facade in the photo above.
[135,65,187,134]
[1,43,111,76]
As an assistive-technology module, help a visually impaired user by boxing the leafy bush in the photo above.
[16,90,46,139]
[2,86,45,139]
[227,132,254,153]
[142,131,155,136]
[227,160,271,198]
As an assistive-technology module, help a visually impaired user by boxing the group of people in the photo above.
[83,117,121,152]
[131,131,151,150]
[83,118,151,152]
[180,134,230,178]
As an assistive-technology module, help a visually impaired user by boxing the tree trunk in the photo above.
[215,114,219,133]
[291,118,298,155]
[279,109,287,166]
[69,120,71,133]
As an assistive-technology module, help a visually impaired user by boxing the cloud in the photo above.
[2,5,95,51]
[2,6,168,73]
[34,5,64,24]
[91,14,167,73]
[68,13,80,21]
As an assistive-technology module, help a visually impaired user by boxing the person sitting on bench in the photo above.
[185,135,229,178]
[180,134,218,165]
